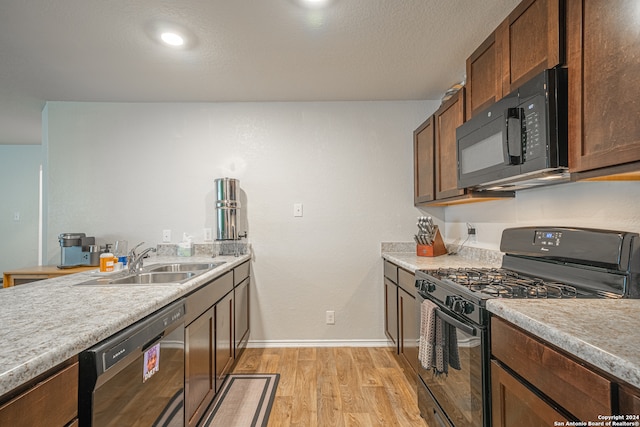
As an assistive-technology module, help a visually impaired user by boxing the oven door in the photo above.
[417,294,488,427]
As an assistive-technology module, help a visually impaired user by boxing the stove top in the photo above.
[426,267,579,299]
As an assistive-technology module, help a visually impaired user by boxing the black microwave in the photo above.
[456,68,568,191]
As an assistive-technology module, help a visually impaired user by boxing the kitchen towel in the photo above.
[418,299,461,375]
[418,299,438,370]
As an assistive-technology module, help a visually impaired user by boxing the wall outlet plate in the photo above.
[162,229,172,243]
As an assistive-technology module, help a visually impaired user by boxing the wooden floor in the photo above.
[232,347,428,427]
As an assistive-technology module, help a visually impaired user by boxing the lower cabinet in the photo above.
[0,358,78,427]
[491,360,565,427]
[491,316,613,423]
[215,292,234,392]
[383,260,418,375]
[184,261,251,427]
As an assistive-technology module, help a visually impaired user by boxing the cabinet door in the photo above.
[567,0,640,173]
[491,360,566,427]
[466,30,503,118]
[435,89,466,199]
[234,277,250,355]
[499,0,563,94]
[384,278,398,350]
[414,116,435,204]
[398,286,418,374]
[215,292,234,392]
[185,309,214,427]
[619,384,640,415]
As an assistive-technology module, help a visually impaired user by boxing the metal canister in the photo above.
[215,178,240,240]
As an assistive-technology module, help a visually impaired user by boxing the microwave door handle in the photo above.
[505,107,523,165]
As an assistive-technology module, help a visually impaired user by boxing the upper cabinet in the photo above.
[435,90,466,199]
[567,0,640,177]
[466,0,563,119]
[499,0,563,95]
[466,30,503,118]
[413,116,435,204]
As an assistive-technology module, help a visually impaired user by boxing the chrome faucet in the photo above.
[128,242,156,274]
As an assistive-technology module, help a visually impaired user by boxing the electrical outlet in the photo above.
[326,310,335,325]
[13,211,20,222]
[203,228,213,242]
[162,229,172,243]
[294,203,303,217]
[467,224,477,243]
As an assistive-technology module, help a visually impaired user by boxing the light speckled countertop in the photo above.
[0,254,250,397]
[383,245,640,390]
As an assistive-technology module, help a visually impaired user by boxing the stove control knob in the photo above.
[458,300,475,315]
[416,280,436,293]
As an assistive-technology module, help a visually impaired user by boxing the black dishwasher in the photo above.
[79,299,186,427]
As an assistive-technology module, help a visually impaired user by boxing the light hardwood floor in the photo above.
[232,347,428,427]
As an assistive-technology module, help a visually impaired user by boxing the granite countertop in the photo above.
[487,299,640,389]
[382,244,640,390]
[0,253,251,397]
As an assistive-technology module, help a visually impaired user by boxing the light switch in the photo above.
[293,203,303,217]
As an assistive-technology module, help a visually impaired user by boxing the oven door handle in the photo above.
[437,309,477,336]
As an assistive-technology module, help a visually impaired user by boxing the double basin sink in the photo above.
[77,262,225,286]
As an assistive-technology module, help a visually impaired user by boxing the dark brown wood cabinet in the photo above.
[466,30,503,119]
[435,90,466,200]
[619,385,640,415]
[215,292,234,392]
[383,260,418,375]
[491,317,613,422]
[233,261,251,358]
[466,0,563,120]
[499,0,563,95]
[0,359,78,427]
[491,360,566,426]
[184,270,234,427]
[567,0,640,176]
[413,116,435,204]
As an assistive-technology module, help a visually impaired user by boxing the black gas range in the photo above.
[414,226,640,427]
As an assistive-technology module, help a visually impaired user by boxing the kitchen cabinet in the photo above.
[3,265,96,287]
[466,0,563,119]
[0,358,78,427]
[413,116,435,204]
[498,0,563,96]
[619,385,640,415]
[566,0,640,178]
[215,292,234,392]
[491,316,613,423]
[383,260,418,375]
[233,261,250,357]
[184,270,234,427]
[466,29,503,119]
[435,89,466,200]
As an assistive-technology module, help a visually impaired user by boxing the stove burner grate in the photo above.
[429,267,578,299]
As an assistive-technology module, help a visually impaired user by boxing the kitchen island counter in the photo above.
[487,299,640,390]
[0,254,251,397]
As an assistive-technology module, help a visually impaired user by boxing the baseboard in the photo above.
[246,339,391,348]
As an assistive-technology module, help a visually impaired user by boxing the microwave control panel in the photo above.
[521,95,546,161]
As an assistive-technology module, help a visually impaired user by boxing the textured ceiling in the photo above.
[0,0,520,145]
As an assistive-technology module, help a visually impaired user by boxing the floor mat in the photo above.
[200,373,280,427]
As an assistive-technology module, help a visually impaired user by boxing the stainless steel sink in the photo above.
[146,262,225,273]
[109,271,199,284]
[75,261,226,286]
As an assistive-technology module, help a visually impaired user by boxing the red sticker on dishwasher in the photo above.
[143,343,160,382]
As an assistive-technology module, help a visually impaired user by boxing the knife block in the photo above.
[416,228,448,257]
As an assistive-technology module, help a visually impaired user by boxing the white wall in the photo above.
[43,100,437,344]
[428,181,640,250]
[0,145,41,277]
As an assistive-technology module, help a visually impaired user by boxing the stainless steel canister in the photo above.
[215,178,240,240]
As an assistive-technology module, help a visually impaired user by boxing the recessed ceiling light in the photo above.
[297,0,332,9]
[160,32,184,47]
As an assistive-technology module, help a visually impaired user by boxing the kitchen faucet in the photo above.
[128,242,156,274]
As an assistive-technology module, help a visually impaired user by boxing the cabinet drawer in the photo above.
[384,261,398,283]
[491,317,612,421]
[0,361,78,427]
[619,385,640,415]
[185,271,233,325]
[397,268,415,296]
[234,261,250,286]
